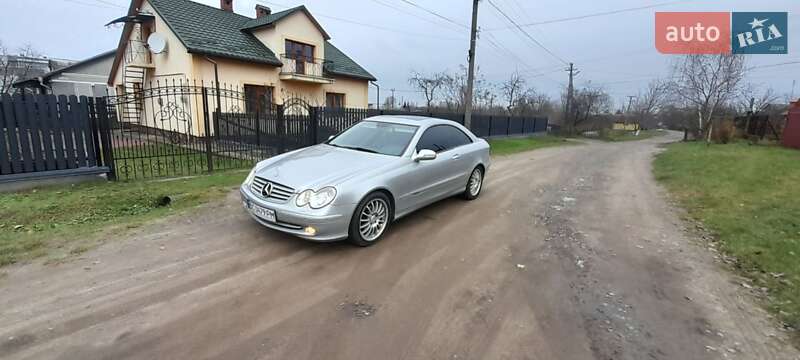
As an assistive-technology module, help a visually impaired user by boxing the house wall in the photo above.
[111,1,370,137]
[48,53,115,97]
[111,0,194,87]
[191,55,369,108]
[251,11,326,60]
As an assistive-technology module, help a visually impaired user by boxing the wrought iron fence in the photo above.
[97,80,548,181]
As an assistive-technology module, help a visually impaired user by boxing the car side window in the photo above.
[442,126,473,148]
[416,125,473,153]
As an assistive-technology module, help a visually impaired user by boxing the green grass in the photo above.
[0,170,248,266]
[489,135,572,156]
[653,141,800,334]
[597,129,666,142]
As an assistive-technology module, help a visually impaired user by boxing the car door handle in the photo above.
[452,153,461,160]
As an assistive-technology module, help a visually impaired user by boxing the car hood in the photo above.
[254,144,395,190]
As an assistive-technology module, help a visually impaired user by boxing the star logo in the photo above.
[748,17,768,29]
[262,182,273,197]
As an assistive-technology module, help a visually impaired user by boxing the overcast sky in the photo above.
[1,0,797,107]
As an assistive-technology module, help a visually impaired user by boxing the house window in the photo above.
[244,85,273,113]
[326,92,345,108]
[285,40,314,61]
[285,40,314,75]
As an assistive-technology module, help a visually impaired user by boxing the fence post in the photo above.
[94,97,116,180]
[277,104,286,153]
[309,106,319,145]
[254,107,261,146]
[506,116,511,136]
[201,87,214,173]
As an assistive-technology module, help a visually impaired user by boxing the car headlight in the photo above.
[244,167,257,186]
[295,187,337,209]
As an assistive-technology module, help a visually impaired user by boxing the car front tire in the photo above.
[348,192,393,247]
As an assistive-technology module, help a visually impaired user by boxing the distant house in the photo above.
[2,54,74,94]
[14,50,115,97]
[108,0,376,111]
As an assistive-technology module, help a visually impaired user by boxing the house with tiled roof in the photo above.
[108,0,376,118]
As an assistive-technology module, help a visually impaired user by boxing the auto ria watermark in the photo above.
[655,12,788,54]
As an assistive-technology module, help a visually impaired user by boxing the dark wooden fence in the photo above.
[0,94,109,180]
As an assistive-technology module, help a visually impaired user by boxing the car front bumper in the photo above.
[239,185,351,242]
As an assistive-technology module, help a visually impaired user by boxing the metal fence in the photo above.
[99,81,548,180]
[1,81,549,182]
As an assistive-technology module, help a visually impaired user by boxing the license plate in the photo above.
[250,204,276,223]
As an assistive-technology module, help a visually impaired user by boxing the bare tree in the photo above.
[633,80,668,119]
[736,84,780,114]
[669,54,747,140]
[0,42,42,94]
[0,40,11,94]
[500,72,525,114]
[408,71,446,111]
[514,88,554,116]
[565,86,613,131]
[441,69,466,111]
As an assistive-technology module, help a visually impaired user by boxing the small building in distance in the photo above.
[13,50,115,97]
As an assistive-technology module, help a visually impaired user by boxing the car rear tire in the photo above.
[463,166,484,200]
[348,192,393,247]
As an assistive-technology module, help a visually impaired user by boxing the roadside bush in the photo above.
[711,120,736,144]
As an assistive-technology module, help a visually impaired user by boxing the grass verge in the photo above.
[653,141,800,334]
[0,170,248,266]
[489,135,572,156]
[597,129,666,142]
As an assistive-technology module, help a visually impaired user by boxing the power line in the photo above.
[396,0,468,29]
[485,1,688,31]
[316,13,463,40]
[89,0,127,9]
[59,0,118,10]
[369,0,464,32]
[485,0,569,66]
[258,1,462,40]
[749,60,800,70]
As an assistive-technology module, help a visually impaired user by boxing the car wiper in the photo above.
[341,146,379,154]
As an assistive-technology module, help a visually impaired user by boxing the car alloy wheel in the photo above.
[464,167,483,200]
[359,198,389,241]
[469,169,482,196]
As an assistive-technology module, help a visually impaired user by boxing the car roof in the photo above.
[364,115,458,127]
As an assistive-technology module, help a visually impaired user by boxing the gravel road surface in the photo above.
[1,132,797,359]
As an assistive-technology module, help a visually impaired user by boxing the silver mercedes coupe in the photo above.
[240,115,491,246]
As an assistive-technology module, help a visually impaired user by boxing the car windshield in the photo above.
[327,121,418,156]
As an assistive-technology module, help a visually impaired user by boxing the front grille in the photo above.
[251,176,295,202]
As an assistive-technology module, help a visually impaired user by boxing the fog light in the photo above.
[304,226,317,236]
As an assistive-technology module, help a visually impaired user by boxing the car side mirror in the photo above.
[413,149,437,162]
[328,135,335,141]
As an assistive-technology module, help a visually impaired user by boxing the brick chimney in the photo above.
[256,5,271,18]
[220,0,233,12]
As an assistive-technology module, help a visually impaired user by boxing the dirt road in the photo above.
[1,132,798,360]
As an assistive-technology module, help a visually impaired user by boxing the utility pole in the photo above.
[564,63,578,132]
[464,0,480,130]
[626,95,636,113]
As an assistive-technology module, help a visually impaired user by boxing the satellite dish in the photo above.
[147,33,168,54]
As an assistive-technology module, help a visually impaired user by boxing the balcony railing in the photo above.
[125,39,152,67]
[279,54,333,83]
